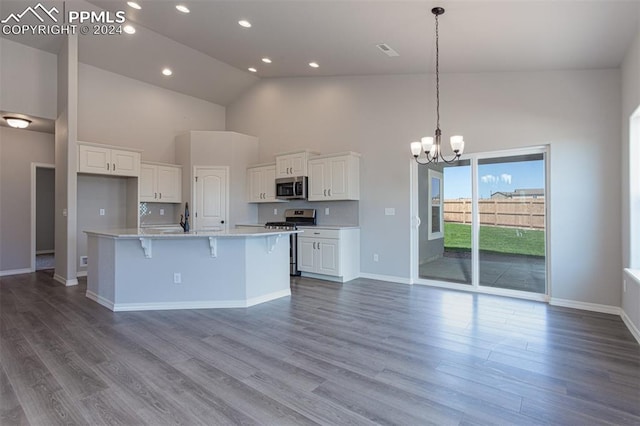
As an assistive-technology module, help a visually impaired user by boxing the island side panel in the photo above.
[244,235,291,305]
[112,237,247,310]
[86,235,116,309]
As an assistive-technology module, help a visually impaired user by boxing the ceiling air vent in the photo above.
[376,43,399,57]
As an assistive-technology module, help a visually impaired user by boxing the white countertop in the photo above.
[84,228,301,239]
[236,223,359,230]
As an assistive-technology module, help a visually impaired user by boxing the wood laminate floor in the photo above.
[1,271,639,425]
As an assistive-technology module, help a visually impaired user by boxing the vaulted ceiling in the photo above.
[1,1,638,106]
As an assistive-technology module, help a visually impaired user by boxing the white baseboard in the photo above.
[358,272,411,285]
[76,271,87,278]
[621,309,640,344]
[53,274,78,287]
[0,268,32,277]
[86,290,115,311]
[86,289,291,312]
[549,298,621,315]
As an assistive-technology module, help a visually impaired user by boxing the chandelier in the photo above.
[411,7,464,165]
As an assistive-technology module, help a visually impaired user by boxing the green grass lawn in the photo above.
[445,223,545,257]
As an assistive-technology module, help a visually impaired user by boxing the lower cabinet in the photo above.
[297,228,359,283]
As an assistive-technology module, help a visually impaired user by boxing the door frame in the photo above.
[410,145,551,302]
[31,162,55,272]
[192,165,229,232]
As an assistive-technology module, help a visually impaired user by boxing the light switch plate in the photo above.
[325,207,330,215]
[99,208,105,216]
[160,209,165,216]
[385,208,396,216]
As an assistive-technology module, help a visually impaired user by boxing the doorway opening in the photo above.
[31,163,55,271]
[412,147,549,300]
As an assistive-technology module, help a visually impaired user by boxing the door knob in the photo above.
[221,220,225,224]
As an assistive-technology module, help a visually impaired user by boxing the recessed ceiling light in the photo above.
[127,1,141,9]
[176,4,190,13]
[309,62,319,68]
[262,58,272,64]
[248,67,257,73]
[162,68,173,76]
[238,20,251,28]
[123,25,136,34]
[3,116,31,129]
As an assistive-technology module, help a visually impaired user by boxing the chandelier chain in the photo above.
[435,12,440,131]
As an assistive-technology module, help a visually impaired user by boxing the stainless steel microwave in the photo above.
[276,176,307,200]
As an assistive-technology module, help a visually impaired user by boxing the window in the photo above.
[428,169,443,240]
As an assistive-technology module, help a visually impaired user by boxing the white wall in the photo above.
[0,38,57,119]
[621,22,640,337]
[78,64,226,164]
[0,127,55,273]
[227,69,622,307]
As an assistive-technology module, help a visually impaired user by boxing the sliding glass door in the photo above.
[416,148,547,297]
[418,160,472,284]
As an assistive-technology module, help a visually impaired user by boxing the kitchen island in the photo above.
[84,228,299,312]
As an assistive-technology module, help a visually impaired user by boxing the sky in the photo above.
[444,159,545,199]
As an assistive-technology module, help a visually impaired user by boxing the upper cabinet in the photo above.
[140,162,182,203]
[308,152,360,201]
[247,164,284,203]
[77,142,141,177]
[275,151,318,177]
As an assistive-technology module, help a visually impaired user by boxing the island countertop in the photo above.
[84,228,301,239]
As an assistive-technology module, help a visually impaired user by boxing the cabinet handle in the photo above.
[328,189,331,196]
[113,163,116,171]
[323,189,327,196]
[107,163,110,171]
[154,192,157,199]
[159,193,162,199]
[313,242,316,249]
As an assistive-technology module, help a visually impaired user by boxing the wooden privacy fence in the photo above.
[444,199,545,229]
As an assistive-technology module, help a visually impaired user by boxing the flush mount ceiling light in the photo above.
[127,1,141,9]
[3,116,31,129]
[123,24,136,34]
[238,20,251,28]
[248,67,257,73]
[175,4,190,13]
[308,62,319,68]
[162,68,173,76]
[261,57,272,64]
[410,7,465,165]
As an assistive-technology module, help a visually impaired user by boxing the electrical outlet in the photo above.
[325,207,330,215]
[99,208,105,216]
[373,254,379,262]
[623,279,627,293]
[160,209,165,216]
[274,208,278,215]
[80,256,88,266]
[173,273,182,284]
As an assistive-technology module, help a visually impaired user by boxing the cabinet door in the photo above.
[308,160,328,201]
[111,149,140,177]
[328,157,348,199]
[297,237,316,272]
[275,157,291,178]
[157,166,181,203]
[139,164,157,202]
[318,239,340,276]
[290,153,307,176]
[247,167,264,202]
[263,166,278,201]
[78,145,110,174]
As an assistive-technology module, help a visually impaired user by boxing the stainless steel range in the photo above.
[265,209,316,276]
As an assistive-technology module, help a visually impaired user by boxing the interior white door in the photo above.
[194,167,228,231]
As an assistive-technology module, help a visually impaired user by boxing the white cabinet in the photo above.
[308,152,360,201]
[246,164,283,203]
[275,151,317,178]
[140,163,182,203]
[78,143,140,177]
[297,227,360,282]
